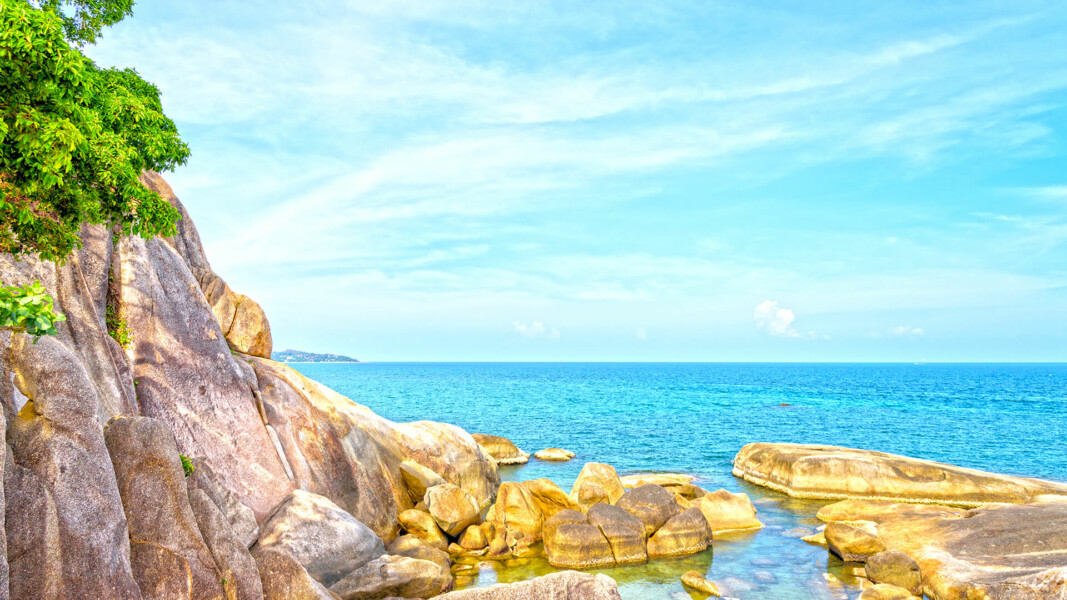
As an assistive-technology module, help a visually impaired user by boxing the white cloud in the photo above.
[890,325,926,337]
[512,321,560,339]
[753,300,799,337]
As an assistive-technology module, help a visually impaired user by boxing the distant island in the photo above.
[271,349,360,363]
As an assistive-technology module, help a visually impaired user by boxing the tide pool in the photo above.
[293,362,1067,599]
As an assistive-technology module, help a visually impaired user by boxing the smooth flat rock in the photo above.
[698,488,763,533]
[733,443,1067,507]
[535,448,575,461]
[472,434,530,465]
[434,570,622,599]
[817,499,963,523]
[254,489,384,587]
[876,498,1067,600]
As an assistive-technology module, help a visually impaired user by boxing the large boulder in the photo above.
[571,463,625,505]
[471,434,529,465]
[104,416,225,600]
[387,535,452,571]
[328,554,451,600]
[485,481,544,541]
[542,510,589,547]
[398,509,449,550]
[614,484,681,536]
[574,481,611,512]
[535,448,575,462]
[253,548,337,600]
[866,550,922,596]
[586,504,646,565]
[876,498,1067,600]
[226,294,272,358]
[545,523,615,569]
[425,483,482,537]
[825,520,886,562]
[646,508,712,558]
[6,336,141,599]
[253,489,384,587]
[698,489,763,533]
[187,488,265,600]
[732,443,1067,506]
[435,570,622,599]
[522,478,581,518]
[400,461,447,504]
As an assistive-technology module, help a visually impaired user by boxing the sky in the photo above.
[86,0,1067,362]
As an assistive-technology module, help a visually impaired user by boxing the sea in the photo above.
[292,362,1067,600]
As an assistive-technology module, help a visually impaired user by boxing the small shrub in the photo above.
[0,281,67,338]
[105,305,132,348]
[179,454,194,477]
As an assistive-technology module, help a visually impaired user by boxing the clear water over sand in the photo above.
[294,363,1067,599]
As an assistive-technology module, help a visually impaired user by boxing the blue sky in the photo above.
[87,1,1067,361]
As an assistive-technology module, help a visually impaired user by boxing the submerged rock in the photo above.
[434,570,622,599]
[253,489,385,587]
[698,489,763,534]
[472,433,530,465]
[680,570,721,595]
[535,448,576,461]
[732,442,1067,506]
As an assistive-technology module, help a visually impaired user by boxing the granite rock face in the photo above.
[253,548,337,600]
[435,570,622,600]
[733,443,1067,506]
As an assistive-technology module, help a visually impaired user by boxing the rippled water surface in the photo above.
[293,363,1067,599]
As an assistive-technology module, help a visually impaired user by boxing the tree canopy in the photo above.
[0,0,188,263]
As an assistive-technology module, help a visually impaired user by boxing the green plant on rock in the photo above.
[0,279,65,337]
[179,454,194,477]
[105,303,130,348]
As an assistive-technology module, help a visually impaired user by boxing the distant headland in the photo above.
[272,349,360,363]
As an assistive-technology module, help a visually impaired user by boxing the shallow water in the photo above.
[293,362,1067,599]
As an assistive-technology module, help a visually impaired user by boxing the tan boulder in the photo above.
[458,524,489,550]
[187,488,265,600]
[571,463,625,505]
[426,483,482,537]
[130,541,193,600]
[620,474,695,488]
[398,509,448,550]
[434,570,622,599]
[615,484,682,536]
[817,499,963,524]
[866,550,922,596]
[485,481,544,541]
[542,510,589,544]
[388,535,452,571]
[254,489,385,587]
[802,531,827,546]
[646,507,712,558]
[226,294,272,358]
[574,481,611,512]
[698,489,763,533]
[545,523,615,569]
[7,336,142,600]
[392,421,500,510]
[732,442,1067,507]
[535,448,575,461]
[825,520,886,562]
[471,434,529,465]
[329,554,452,600]
[399,460,447,504]
[253,548,336,600]
[858,583,921,600]
[680,570,720,595]
[586,504,647,565]
[103,416,224,600]
[522,478,581,518]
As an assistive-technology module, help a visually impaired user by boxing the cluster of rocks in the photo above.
[734,442,1067,600]
[471,435,575,464]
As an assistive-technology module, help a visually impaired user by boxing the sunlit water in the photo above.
[292,363,1067,599]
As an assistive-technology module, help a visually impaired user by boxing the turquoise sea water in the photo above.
[293,363,1067,599]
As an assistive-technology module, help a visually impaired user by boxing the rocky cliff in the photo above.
[0,173,503,598]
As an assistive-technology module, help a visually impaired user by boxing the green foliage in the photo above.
[0,0,189,263]
[0,279,65,336]
[179,453,194,477]
[104,303,130,348]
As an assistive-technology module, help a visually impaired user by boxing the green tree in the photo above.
[0,0,188,336]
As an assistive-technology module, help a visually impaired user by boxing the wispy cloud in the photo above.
[890,325,926,337]
[753,300,799,337]
[513,321,561,339]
